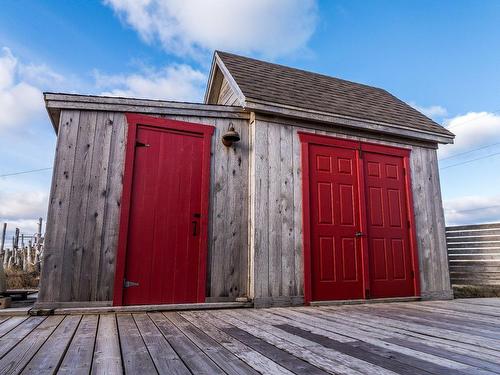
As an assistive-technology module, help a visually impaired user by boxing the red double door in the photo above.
[302,134,418,302]
[114,114,213,306]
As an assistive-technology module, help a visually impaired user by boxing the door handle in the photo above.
[355,231,366,237]
[192,221,198,236]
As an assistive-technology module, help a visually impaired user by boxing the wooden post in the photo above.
[15,228,20,266]
[0,223,6,255]
[2,223,8,268]
[14,228,19,249]
[37,218,42,241]
[8,236,14,269]
[0,223,6,280]
[27,239,33,267]
[35,218,43,272]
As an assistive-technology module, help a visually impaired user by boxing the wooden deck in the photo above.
[0,299,498,374]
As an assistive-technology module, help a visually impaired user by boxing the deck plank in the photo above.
[133,313,190,375]
[313,307,500,367]
[244,314,427,375]
[116,314,157,374]
[91,314,122,375]
[0,317,45,358]
[364,306,500,339]
[386,337,500,373]
[317,306,500,354]
[244,307,454,375]
[181,311,294,375]
[21,315,81,375]
[395,302,500,325]
[149,312,225,374]
[308,307,500,363]
[218,309,380,375]
[455,298,500,307]
[421,300,500,317]
[0,317,29,338]
[277,323,463,375]
[0,317,11,326]
[371,305,500,334]
[165,312,259,375]
[269,308,473,371]
[58,314,98,375]
[0,298,497,373]
[320,306,500,346]
[0,316,64,375]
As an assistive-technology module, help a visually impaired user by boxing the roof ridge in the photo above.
[215,50,388,94]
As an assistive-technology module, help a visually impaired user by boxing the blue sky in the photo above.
[1,0,500,238]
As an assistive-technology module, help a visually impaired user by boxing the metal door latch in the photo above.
[135,141,150,148]
[124,279,139,288]
[355,231,366,237]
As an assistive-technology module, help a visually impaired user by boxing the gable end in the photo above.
[205,52,245,106]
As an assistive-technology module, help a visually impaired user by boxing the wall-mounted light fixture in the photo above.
[221,123,240,147]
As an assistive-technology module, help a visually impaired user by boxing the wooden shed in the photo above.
[38,51,455,309]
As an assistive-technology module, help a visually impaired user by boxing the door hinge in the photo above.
[135,141,150,148]
[403,168,406,176]
[365,289,371,299]
[410,270,415,279]
[124,279,139,288]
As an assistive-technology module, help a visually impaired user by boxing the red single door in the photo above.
[115,114,213,306]
[309,143,364,301]
[363,150,415,298]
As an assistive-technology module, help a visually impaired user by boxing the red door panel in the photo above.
[114,115,213,306]
[309,144,364,301]
[363,151,415,298]
[300,132,419,303]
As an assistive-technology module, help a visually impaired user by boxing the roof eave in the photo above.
[44,92,249,133]
[203,52,219,104]
[244,99,455,145]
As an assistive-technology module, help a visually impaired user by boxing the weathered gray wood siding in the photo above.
[39,110,249,304]
[446,223,500,286]
[217,77,240,106]
[409,145,452,299]
[249,117,452,306]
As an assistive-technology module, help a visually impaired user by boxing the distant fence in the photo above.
[446,223,500,286]
[0,220,44,273]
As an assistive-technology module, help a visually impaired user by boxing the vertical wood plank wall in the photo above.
[39,107,451,306]
[250,118,452,307]
[38,110,249,304]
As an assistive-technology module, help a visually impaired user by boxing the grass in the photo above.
[453,284,500,298]
[5,269,39,290]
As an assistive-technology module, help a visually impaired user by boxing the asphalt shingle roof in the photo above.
[216,51,453,137]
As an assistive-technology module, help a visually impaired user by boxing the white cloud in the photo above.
[19,63,65,88]
[0,189,48,221]
[438,112,500,159]
[444,195,500,225]
[104,0,318,58]
[410,102,448,119]
[0,187,48,239]
[0,47,45,131]
[94,64,206,102]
